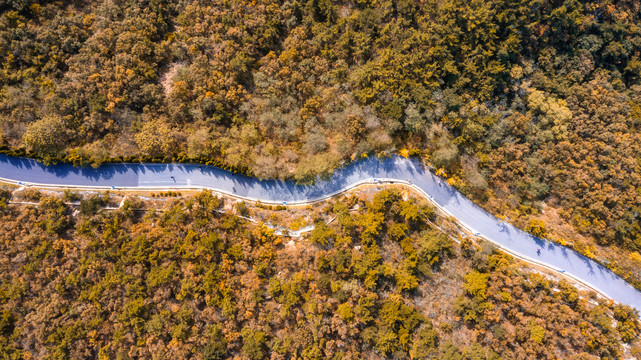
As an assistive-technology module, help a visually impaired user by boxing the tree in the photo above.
[409,323,439,359]
[528,319,546,344]
[309,221,335,247]
[404,103,427,134]
[241,327,268,360]
[23,115,68,161]
[186,128,212,158]
[431,134,458,170]
[134,120,174,157]
[337,302,354,322]
[395,263,419,292]
[525,219,547,238]
[79,193,105,216]
[526,88,572,141]
[346,114,366,140]
[38,196,71,235]
[463,270,489,300]
[613,304,640,343]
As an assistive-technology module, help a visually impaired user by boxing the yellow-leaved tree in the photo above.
[23,114,68,163]
[134,120,174,157]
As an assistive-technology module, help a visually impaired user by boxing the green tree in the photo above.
[310,221,335,247]
[241,327,268,360]
[38,196,71,235]
[23,115,68,161]
[134,120,174,157]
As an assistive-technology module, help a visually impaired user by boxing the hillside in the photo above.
[0,188,638,359]
[0,0,640,285]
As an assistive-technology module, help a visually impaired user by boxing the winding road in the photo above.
[1,154,641,311]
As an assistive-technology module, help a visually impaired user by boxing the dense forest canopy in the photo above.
[0,188,638,359]
[2,1,641,358]
[1,0,641,291]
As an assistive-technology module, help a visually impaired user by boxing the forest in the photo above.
[0,187,638,359]
[1,0,641,354]
[0,0,640,273]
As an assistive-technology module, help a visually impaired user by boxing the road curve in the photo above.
[1,154,640,311]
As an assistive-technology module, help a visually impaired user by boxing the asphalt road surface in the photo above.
[1,154,640,311]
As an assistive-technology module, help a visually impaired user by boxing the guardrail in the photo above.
[0,175,613,300]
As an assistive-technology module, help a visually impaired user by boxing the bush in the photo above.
[235,201,249,217]
[62,190,81,202]
[21,188,41,201]
[79,194,105,216]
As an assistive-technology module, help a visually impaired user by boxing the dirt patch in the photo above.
[159,62,184,97]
